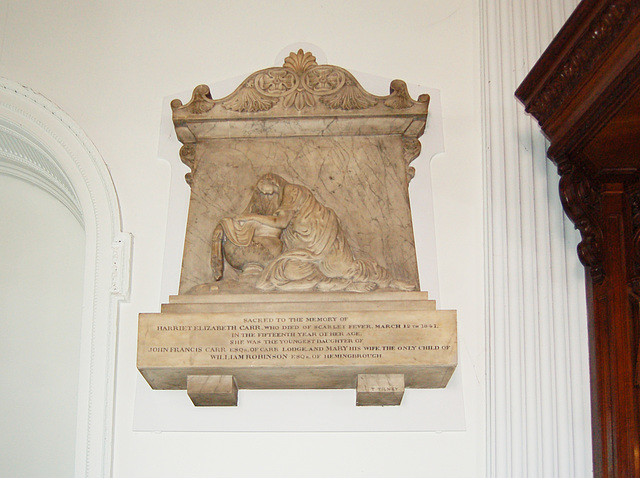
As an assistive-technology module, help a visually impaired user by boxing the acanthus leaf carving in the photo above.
[282,87,316,111]
[178,49,424,115]
[320,79,377,110]
[527,0,637,123]
[221,81,278,113]
[557,160,605,283]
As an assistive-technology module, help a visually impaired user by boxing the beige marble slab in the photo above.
[138,295,456,391]
[161,292,435,314]
[178,136,420,293]
[168,290,430,303]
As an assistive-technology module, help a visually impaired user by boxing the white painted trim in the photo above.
[111,232,133,302]
[480,0,593,476]
[0,78,128,478]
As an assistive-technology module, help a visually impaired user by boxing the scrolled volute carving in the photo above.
[171,84,215,114]
[557,160,605,283]
[403,138,422,183]
[385,80,419,109]
[179,144,196,186]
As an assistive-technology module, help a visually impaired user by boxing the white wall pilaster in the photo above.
[480,0,593,476]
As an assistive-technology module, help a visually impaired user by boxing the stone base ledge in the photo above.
[138,291,457,406]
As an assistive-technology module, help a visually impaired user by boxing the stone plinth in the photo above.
[187,375,238,406]
[356,374,405,406]
[137,291,456,405]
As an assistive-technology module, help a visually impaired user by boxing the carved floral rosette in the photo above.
[171,50,430,186]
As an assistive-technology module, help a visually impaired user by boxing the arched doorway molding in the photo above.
[0,78,131,478]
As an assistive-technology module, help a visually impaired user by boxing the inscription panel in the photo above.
[138,307,456,390]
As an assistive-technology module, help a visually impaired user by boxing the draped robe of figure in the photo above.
[255,180,396,292]
[211,177,284,280]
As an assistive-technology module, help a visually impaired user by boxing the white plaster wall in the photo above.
[0,175,85,478]
[0,1,485,476]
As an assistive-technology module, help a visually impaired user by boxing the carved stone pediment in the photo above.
[172,49,428,116]
[171,50,429,188]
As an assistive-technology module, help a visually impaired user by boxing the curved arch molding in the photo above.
[0,78,131,478]
[0,116,83,224]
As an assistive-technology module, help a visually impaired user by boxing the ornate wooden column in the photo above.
[516,0,640,476]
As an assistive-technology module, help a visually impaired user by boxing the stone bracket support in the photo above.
[187,375,238,407]
[356,374,405,407]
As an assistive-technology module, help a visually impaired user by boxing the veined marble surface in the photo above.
[173,50,428,295]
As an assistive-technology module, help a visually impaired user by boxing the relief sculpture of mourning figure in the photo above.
[206,173,415,293]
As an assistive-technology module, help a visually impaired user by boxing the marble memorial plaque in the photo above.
[138,50,457,406]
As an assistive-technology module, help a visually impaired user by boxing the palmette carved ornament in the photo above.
[218,50,418,113]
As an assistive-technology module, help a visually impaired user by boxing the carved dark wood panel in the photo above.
[517,0,640,476]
